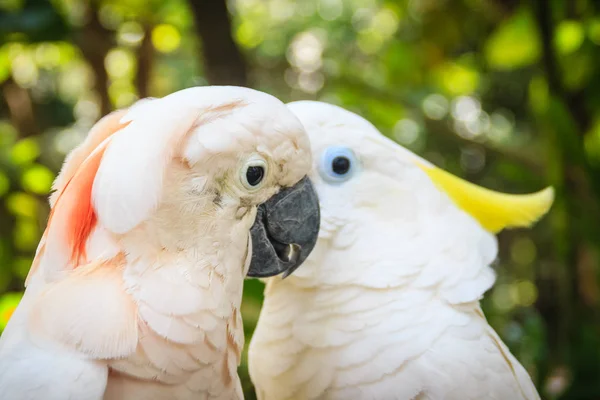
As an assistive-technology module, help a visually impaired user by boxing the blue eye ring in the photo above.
[318,146,357,184]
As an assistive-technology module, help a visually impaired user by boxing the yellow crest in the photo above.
[416,163,554,233]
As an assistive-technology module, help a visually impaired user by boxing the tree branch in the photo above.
[533,0,590,133]
[74,1,113,115]
[1,78,39,138]
[187,0,248,86]
[136,24,154,98]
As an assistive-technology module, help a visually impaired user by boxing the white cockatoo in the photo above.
[0,87,321,400]
[249,101,554,400]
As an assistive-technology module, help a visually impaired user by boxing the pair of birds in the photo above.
[0,86,553,400]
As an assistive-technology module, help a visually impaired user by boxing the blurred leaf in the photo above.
[0,271,9,294]
[21,164,54,195]
[151,24,181,53]
[484,8,540,70]
[54,42,77,66]
[0,121,17,147]
[383,41,419,84]
[0,0,69,42]
[117,21,144,47]
[588,18,600,45]
[528,75,550,114]
[14,216,39,251]
[492,283,517,312]
[34,42,61,69]
[516,280,538,307]
[0,292,22,331]
[11,47,39,87]
[10,138,40,166]
[555,20,585,55]
[12,255,32,280]
[0,45,11,84]
[98,3,124,30]
[6,192,38,218]
[560,51,593,90]
[108,78,137,108]
[105,47,136,79]
[57,60,93,101]
[236,20,265,49]
[545,97,581,162]
[0,0,24,12]
[0,170,9,197]
[434,58,479,96]
[584,118,600,167]
[357,29,385,54]
[511,236,537,266]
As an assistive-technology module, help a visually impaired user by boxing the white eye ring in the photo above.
[240,155,268,191]
[318,146,357,184]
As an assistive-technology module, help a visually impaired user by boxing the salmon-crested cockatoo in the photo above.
[0,87,320,400]
[249,101,553,400]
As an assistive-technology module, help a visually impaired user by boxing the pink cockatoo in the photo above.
[0,86,320,400]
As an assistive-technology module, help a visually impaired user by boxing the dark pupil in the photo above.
[332,156,350,175]
[246,166,264,186]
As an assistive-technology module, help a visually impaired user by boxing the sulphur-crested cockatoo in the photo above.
[0,87,320,400]
[249,101,553,400]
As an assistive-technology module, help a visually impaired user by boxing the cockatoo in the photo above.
[249,101,554,400]
[0,87,320,400]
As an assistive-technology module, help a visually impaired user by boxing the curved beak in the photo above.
[247,176,320,278]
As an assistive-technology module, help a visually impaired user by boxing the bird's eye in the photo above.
[246,166,264,186]
[319,146,357,183]
[241,155,268,191]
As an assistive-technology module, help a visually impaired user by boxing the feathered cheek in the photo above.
[331,221,359,249]
[233,204,258,231]
[228,209,256,275]
[317,211,340,240]
[242,233,252,274]
[245,204,258,225]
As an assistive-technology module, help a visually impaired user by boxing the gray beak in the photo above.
[247,176,320,278]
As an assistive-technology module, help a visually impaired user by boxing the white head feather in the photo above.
[280,100,497,301]
[37,86,311,280]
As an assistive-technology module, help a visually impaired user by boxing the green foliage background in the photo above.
[0,0,599,399]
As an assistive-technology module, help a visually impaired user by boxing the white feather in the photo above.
[93,98,200,234]
[249,101,540,400]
